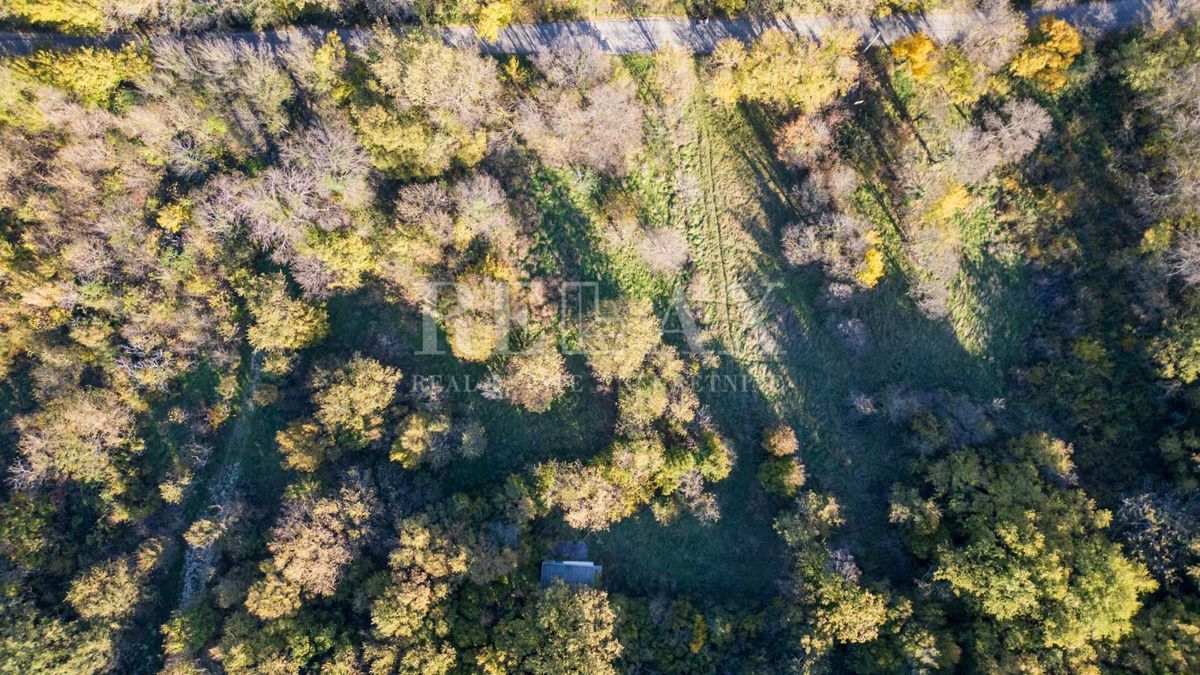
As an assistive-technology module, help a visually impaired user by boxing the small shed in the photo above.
[540,560,602,588]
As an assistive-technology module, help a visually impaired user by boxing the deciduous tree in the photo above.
[246,274,330,353]
[498,340,572,413]
[580,297,661,383]
[891,434,1156,670]
[1011,17,1083,92]
[311,356,402,448]
[517,41,644,175]
[710,30,859,114]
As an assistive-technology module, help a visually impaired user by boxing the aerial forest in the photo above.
[1,0,1199,673]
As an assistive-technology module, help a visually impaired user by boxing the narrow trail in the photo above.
[177,352,263,610]
[0,0,1191,56]
[682,102,809,417]
[697,123,738,349]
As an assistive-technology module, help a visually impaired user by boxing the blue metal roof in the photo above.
[540,560,602,587]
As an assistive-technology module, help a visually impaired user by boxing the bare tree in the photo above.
[533,38,611,90]
[1146,61,1200,215]
[1166,229,1200,287]
[518,42,644,176]
[776,107,845,169]
[907,231,960,319]
[454,174,516,245]
[1142,0,1200,36]
[1113,492,1200,585]
[395,181,454,240]
[829,316,870,355]
[140,38,294,159]
[237,120,374,296]
[782,224,822,267]
[362,0,419,19]
[950,99,1052,184]
[782,213,874,284]
[961,0,1029,72]
[637,227,690,275]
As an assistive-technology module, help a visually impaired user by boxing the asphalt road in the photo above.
[0,0,1192,56]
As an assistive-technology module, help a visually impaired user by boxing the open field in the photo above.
[572,56,1047,595]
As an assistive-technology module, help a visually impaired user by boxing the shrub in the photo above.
[759,457,806,497]
[763,425,800,456]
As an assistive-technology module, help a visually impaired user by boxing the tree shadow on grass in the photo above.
[321,290,617,494]
[686,97,1025,584]
[519,166,629,299]
[589,354,787,602]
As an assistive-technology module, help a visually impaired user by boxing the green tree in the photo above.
[487,582,622,674]
[370,514,468,643]
[581,297,661,383]
[0,493,63,572]
[161,597,220,658]
[0,599,114,673]
[66,555,143,623]
[892,434,1156,669]
[275,419,335,473]
[243,571,302,621]
[775,491,896,669]
[311,355,402,449]
[1111,598,1200,673]
[1153,315,1200,384]
[245,476,375,622]
[215,610,354,674]
[246,274,330,353]
[330,30,501,178]
[758,457,806,497]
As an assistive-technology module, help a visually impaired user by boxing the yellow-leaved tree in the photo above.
[891,34,938,80]
[709,29,860,114]
[475,0,516,43]
[1011,16,1083,92]
[1,0,106,34]
[11,45,150,109]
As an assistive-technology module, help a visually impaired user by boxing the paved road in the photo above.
[0,0,1193,56]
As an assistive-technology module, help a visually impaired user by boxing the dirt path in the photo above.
[681,101,810,418]
[177,352,263,610]
[0,1,1189,56]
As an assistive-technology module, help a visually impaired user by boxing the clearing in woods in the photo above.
[590,59,1023,597]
